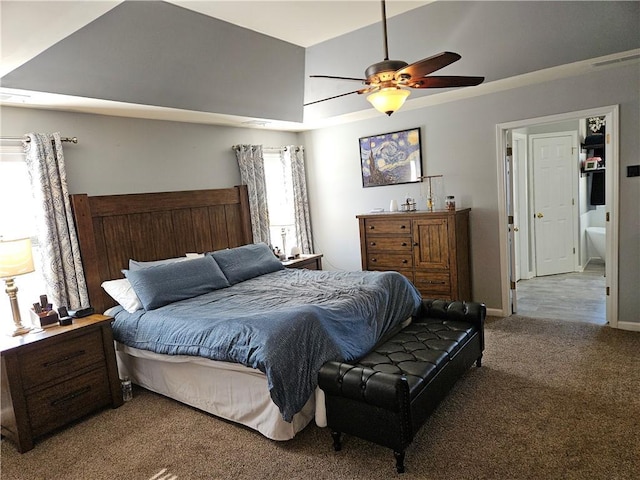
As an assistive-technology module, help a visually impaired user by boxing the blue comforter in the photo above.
[111,269,421,421]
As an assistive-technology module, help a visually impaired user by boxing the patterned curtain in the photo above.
[23,133,89,310]
[286,146,314,254]
[233,144,271,244]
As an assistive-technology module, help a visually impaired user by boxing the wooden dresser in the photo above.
[0,314,123,452]
[357,209,472,301]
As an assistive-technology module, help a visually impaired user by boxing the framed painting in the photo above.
[359,127,423,187]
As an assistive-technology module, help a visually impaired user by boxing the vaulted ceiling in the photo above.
[1,1,638,130]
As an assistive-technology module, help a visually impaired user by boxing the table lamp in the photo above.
[0,237,35,336]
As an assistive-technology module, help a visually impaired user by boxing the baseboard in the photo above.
[486,307,504,317]
[615,321,640,332]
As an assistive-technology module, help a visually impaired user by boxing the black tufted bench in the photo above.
[318,299,485,473]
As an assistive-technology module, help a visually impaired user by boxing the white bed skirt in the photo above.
[114,342,327,441]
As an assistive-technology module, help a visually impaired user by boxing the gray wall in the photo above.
[302,63,640,323]
[1,107,299,196]
[1,61,638,323]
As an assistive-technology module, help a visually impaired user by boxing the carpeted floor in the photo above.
[2,316,639,480]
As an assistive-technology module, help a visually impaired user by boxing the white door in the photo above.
[531,133,576,276]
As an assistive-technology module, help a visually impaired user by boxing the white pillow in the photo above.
[101,278,143,313]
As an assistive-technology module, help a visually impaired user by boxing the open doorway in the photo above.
[496,106,619,328]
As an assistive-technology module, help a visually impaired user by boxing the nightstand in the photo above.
[0,314,123,452]
[282,253,323,270]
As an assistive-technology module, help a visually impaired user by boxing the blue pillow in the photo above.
[211,243,284,285]
[124,255,230,310]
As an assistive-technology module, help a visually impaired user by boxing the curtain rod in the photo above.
[0,136,78,143]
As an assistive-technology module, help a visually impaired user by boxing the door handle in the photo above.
[513,226,519,232]
[536,213,544,218]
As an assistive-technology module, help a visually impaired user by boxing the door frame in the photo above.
[512,131,531,281]
[496,105,619,328]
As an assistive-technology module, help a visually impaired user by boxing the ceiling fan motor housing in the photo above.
[365,59,409,83]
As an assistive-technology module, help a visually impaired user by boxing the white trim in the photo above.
[496,105,619,326]
[617,322,640,333]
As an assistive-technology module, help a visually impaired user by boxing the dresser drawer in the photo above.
[364,218,412,234]
[366,236,413,252]
[367,253,413,269]
[414,272,451,296]
[26,367,111,437]
[19,330,105,390]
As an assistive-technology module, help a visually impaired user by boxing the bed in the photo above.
[71,185,422,440]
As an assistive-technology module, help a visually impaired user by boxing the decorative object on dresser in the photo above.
[281,253,323,270]
[0,237,35,336]
[359,127,422,187]
[0,314,123,452]
[357,209,471,301]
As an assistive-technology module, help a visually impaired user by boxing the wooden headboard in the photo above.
[70,185,253,314]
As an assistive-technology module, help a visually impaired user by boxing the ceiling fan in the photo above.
[304,0,484,116]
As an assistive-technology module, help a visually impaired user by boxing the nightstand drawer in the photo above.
[19,330,105,390]
[26,367,111,437]
[364,218,412,234]
[367,253,413,269]
[366,236,413,252]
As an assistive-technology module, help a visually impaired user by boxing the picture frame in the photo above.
[359,127,423,188]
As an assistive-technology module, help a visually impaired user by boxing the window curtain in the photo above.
[233,144,271,244]
[23,133,89,309]
[286,146,314,254]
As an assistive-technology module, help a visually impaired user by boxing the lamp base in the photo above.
[9,324,31,337]
[4,277,32,336]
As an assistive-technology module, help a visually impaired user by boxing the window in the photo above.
[0,149,46,327]
[263,148,297,256]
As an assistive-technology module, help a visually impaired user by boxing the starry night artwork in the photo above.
[359,128,423,188]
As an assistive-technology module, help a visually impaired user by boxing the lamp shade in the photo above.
[367,87,410,116]
[0,237,35,278]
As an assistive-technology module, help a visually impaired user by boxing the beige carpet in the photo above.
[2,316,639,480]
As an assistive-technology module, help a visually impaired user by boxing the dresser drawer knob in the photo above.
[369,225,375,230]
[400,225,406,229]
[401,242,407,246]
[371,258,377,262]
[370,242,376,246]
[402,259,408,264]
[427,280,446,285]
[413,242,419,247]
[43,349,86,367]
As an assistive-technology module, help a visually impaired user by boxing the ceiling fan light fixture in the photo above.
[366,87,410,116]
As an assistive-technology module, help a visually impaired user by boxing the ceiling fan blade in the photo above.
[395,52,461,81]
[310,74,367,83]
[303,87,374,107]
[408,76,485,88]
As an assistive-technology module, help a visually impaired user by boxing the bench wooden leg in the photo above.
[331,431,342,451]
[394,450,406,473]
